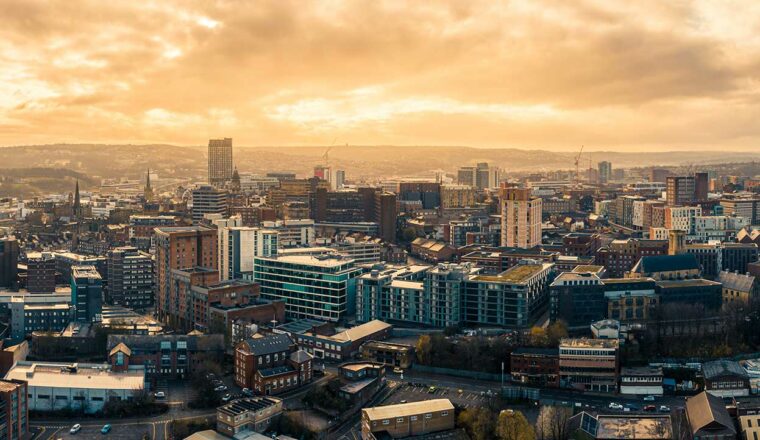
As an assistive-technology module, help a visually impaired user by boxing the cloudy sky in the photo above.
[2,0,760,151]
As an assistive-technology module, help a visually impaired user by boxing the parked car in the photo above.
[643,395,656,401]
[608,402,623,410]
[393,367,403,374]
[428,386,437,394]
[242,388,253,397]
[101,424,111,434]
[70,424,81,434]
[222,393,232,402]
[659,405,671,413]
[154,391,166,399]
[214,385,228,392]
[644,405,656,412]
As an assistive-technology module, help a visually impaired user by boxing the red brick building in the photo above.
[510,347,559,388]
[234,333,313,395]
[0,379,28,440]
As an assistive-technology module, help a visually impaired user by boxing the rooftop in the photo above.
[258,254,355,268]
[595,415,672,439]
[470,262,551,284]
[703,359,749,380]
[243,333,293,356]
[331,320,391,343]
[560,338,619,349]
[5,361,144,391]
[363,399,454,421]
[217,397,281,417]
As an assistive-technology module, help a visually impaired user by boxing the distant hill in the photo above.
[2,144,760,186]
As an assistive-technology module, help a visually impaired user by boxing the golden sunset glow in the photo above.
[2,0,760,150]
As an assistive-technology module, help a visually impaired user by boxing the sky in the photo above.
[2,0,760,151]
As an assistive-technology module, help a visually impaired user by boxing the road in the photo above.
[30,412,217,440]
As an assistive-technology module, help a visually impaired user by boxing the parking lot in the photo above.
[384,382,496,409]
[44,422,155,440]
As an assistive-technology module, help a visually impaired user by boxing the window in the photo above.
[397,418,404,423]
[425,413,432,419]
[442,411,449,416]
[382,420,390,425]
[410,416,417,421]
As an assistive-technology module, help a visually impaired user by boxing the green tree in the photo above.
[497,410,536,440]
[416,334,433,365]
[402,227,418,242]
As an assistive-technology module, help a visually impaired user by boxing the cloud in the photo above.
[0,0,759,151]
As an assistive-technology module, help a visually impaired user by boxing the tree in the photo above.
[546,321,568,346]
[416,334,433,365]
[535,406,571,440]
[458,407,496,440]
[402,227,418,242]
[497,410,536,440]
[528,327,548,347]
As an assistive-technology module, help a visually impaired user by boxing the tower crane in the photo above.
[574,145,584,184]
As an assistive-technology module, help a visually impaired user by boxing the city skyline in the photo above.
[3,1,760,151]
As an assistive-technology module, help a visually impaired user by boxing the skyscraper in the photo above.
[499,184,542,248]
[335,170,346,189]
[598,161,612,184]
[208,138,233,186]
[694,172,709,203]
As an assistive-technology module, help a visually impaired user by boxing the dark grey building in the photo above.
[106,246,154,308]
[71,265,102,323]
[0,238,19,289]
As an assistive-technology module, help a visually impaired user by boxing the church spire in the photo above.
[144,168,154,201]
[73,179,82,218]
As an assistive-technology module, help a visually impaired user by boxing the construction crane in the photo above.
[574,145,584,184]
[323,147,332,166]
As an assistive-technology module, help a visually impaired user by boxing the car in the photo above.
[154,391,166,399]
[214,385,228,392]
[428,386,437,394]
[608,402,623,410]
[457,389,463,394]
[393,367,403,374]
[242,388,253,396]
[400,400,407,404]
[101,424,111,434]
[643,395,656,401]
[70,424,81,434]
[626,403,640,411]
[644,405,656,412]
[659,405,671,413]
[222,393,232,402]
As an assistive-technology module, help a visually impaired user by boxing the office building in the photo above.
[398,182,440,210]
[510,347,559,388]
[4,361,145,414]
[260,219,315,247]
[0,238,18,289]
[0,379,28,439]
[559,338,619,392]
[666,176,695,206]
[154,226,217,326]
[26,252,56,294]
[192,185,228,224]
[216,397,283,437]
[335,170,346,189]
[105,247,153,308]
[361,399,455,439]
[721,243,759,273]
[374,191,397,244]
[208,138,233,186]
[721,195,760,225]
[71,265,102,323]
[598,161,612,183]
[499,184,542,248]
[254,254,362,322]
[619,366,663,395]
[360,341,414,369]
[695,172,709,202]
[128,215,176,250]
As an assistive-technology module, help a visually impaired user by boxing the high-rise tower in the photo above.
[208,138,233,186]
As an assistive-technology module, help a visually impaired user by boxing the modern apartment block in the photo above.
[666,175,695,206]
[218,225,278,280]
[254,254,362,322]
[499,184,542,249]
[559,338,619,393]
[208,137,233,186]
[106,246,154,308]
[154,226,217,326]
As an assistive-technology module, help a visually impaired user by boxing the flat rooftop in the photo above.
[596,415,672,439]
[5,361,144,391]
[470,263,550,283]
[259,254,354,268]
[363,399,454,420]
[560,338,619,349]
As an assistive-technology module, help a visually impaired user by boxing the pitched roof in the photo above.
[635,254,700,274]
[107,334,224,352]
[363,399,454,420]
[718,270,756,293]
[702,359,748,380]
[289,350,313,363]
[109,342,131,358]
[332,320,391,342]
[244,333,293,356]
[685,391,736,436]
